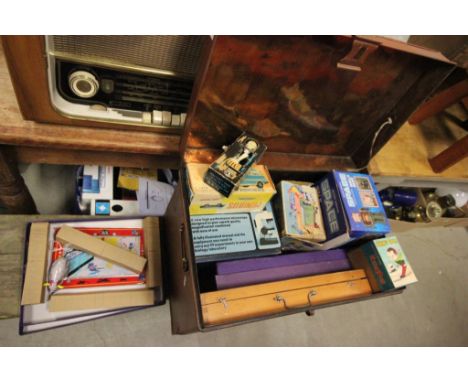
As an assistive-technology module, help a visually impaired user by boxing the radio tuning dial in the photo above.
[68,70,99,98]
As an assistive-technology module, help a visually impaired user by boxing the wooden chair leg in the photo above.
[0,145,37,213]
[408,79,468,125]
[428,135,468,173]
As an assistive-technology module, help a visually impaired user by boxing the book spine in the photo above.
[362,243,394,291]
[216,249,347,275]
[215,258,351,289]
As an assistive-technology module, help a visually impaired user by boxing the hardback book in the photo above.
[215,258,351,289]
[216,249,348,275]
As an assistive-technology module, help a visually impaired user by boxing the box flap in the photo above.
[21,222,49,305]
[182,36,454,171]
[48,289,155,312]
[143,217,162,288]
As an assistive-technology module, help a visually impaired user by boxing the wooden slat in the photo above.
[408,79,468,124]
[12,146,179,169]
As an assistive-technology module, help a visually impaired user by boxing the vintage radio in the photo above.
[2,35,206,132]
[165,36,454,334]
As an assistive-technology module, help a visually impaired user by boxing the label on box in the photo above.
[191,214,256,257]
[250,203,281,250]
[318,174,348,240]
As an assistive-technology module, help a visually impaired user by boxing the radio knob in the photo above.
[68,70,99,98]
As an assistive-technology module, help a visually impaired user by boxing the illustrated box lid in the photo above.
[181,36,454,171]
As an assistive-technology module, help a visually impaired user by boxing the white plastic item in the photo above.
[435,187,468,208]
[47,257,69,294]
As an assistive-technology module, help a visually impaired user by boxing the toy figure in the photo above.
[218,139,260,180]
[387,247,408,278]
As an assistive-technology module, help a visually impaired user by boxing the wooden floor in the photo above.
[369,114,468,181]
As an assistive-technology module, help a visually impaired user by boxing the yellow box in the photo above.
[187,163,276,215]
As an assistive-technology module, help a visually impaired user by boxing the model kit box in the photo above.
[203,133,267,197]
[190,203,281,263]
[187,163,276,215]
[276,181,326,246]
[347,236,417,292]
[318,171,390,244]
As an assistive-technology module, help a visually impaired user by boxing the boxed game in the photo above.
[317,171,390,246]
[190,203,281,263]
[276,181,326,247]
[203,133,267,197]
[187,163,276,215]
[19,217,163,334]
[347,236,417,292]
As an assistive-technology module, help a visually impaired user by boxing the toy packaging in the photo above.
[203,133,267,197]
[347,236,417,292]
[190,203,281,263]
[317,171,390,246]
[276,181,326,246]
[187,163,276,215]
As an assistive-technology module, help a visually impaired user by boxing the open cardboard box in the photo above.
[19,217,163,334]
[387,188,468,232]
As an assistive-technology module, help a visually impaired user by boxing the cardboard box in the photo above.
[20,218,164,334]
[21,223,49,305]
[48,289,155,312]
[187,163,276,215]
[143,217,162,288]
[276,180,326,245]
[190,203,281,263]
[56,225,147,274]
[317,171,390,247]
[385,188,468,232]
[347,236,417,292]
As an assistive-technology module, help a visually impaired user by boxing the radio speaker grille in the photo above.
[50,35,205,77]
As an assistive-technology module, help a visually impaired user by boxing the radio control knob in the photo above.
[68,70,99,98]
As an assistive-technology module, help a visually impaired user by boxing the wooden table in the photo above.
[0,44,181,213]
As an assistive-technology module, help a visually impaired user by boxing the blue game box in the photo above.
[317,171,390,245]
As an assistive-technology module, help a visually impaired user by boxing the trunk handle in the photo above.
[274,289,318,310]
